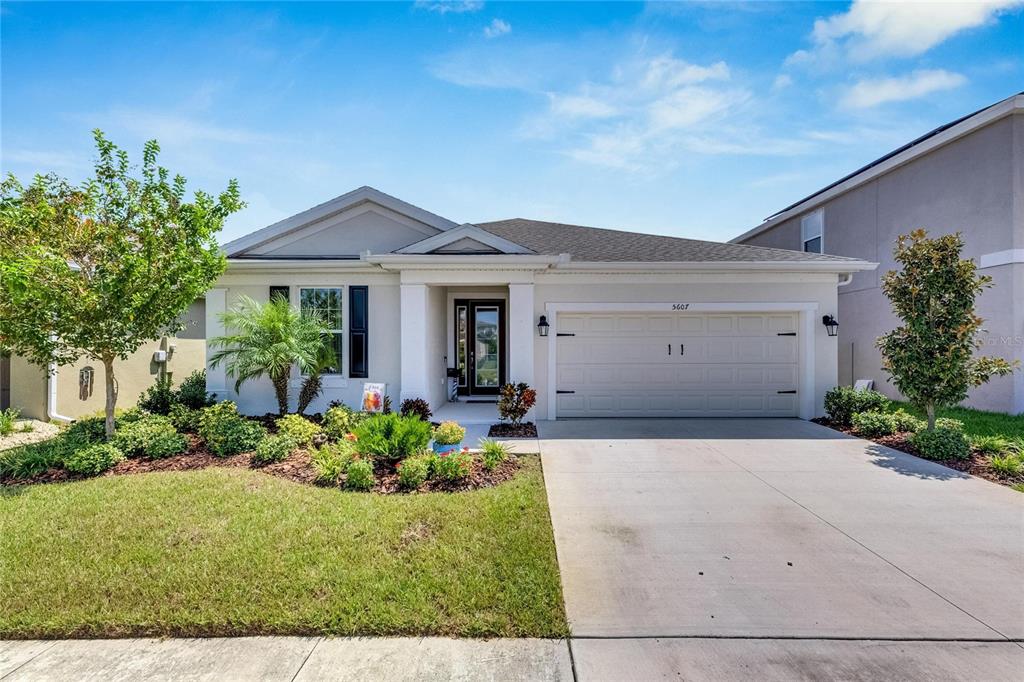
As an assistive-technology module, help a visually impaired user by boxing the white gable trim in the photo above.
[395,223,534,255]
[222,186,459,256]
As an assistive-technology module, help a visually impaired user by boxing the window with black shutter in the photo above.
[349,286,368,378]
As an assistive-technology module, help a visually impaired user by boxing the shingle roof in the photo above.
[474,218,862,263]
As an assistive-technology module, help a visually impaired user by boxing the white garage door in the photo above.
[555,312,799,417]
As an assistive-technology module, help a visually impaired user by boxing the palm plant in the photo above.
[296,342,338,415]
[209,296,330,415]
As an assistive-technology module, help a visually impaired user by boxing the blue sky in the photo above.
[2,1,1022,244]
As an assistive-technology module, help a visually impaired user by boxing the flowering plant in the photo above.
[433,420,466,445]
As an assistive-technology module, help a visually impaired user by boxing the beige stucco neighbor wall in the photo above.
[739,114,1022,413]
[531,271,842,420]
[8,300,208,421]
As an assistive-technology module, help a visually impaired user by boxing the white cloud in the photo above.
[547,93,618,119]
[1,149,85,173]
[840,69,967,109]
[483,18,511,39]
[793,0,1023,63]
[772,74,793,90]
[109,109,275,146]
[415,1,484,14]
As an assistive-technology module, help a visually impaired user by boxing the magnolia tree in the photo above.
[0,130,243,437]
[877,229,1017,430]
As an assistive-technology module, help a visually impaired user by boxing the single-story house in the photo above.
[212,186,875,420]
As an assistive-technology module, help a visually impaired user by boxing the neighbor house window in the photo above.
[269,286,290,303]
[300,287,343,374]
[801,209,823,253]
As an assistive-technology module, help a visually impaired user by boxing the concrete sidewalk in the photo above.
[4,637,1024,681]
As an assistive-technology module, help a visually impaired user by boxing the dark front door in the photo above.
[454,299,506,396]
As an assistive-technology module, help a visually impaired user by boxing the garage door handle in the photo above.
[667,344,671,355]
[777,332,797,336]
[777,390,797,394]
[556,390,575,394]
[680,344,684,355]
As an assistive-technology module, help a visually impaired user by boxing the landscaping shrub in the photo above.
[433,449,472,482]
[399,398,432,422]
[891,409,925,433]
[0,408,20,437]
[851,411,898,438]
[311,441,356,484]
[353,413,432,462]
[911,427,971,461]
[138,375,176,415]
[988,453,1023,477]
[971,435,1011,456]
[480,439,510,471]
[111,415,187,459]
[169,403,202,433]
[935,417,965,432]
[252,434,298,465]
[322,404,366,441]
[175,370,215,409]
[433,421,466,446]
[824,386,890,427]
[498,382,536,425]
[64,415,110,446]
[0,440,66,479]
[397,454,431,490]
[275,414,322,446]
[311,441,355,484]
[64,443,125,475]
[345,458,375,491]
[198,402,266,457]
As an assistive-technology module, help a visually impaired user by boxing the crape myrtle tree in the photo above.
[877,229,1017,430]
[0,130,243,437]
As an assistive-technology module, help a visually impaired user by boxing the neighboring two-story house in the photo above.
[733,93,1024,414]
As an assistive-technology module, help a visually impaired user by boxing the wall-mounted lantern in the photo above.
[822,314,839,337]
[537,315,550,337]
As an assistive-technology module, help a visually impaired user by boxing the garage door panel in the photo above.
[556,313,799,418]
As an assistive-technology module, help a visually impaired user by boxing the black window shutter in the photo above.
[269,286,290,303]
[349,286,368,378]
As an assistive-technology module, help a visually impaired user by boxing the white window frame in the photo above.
[801,209,824,254]
[292,285,347,389]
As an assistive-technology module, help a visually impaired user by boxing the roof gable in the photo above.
[395,223,534,255]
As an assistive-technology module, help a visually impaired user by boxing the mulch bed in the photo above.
[488,422,538,438]
[2,432,522,494]
[812,418,1023,489]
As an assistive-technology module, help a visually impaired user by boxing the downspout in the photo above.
[47,363,74,423]
[837,272,854,287]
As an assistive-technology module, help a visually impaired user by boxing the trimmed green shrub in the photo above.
[345,458,375,491]
[322,404,366,441]
[911,427,971,461]
[64,443,124,475]
[935,417,965,433]
[433,420,466,446]
[397,454,431,490]
[480,439,510,471]
[0,440,66,479]
[971,435,1011,456]
[0,408,20,437]
[432,449,472,482]
[199,402,266,457]
[138,375,176,415]
[274,414,322,446]
[891,409,925,433]
[112,415,187,459]
[399,398,433,422]
[824,386,890,427]
[175,370,214,409]
[64,415,109,446]
[252,434,297,465]
[169,403,202,433]
[851,411,898,438]
[311,441,356,484]
[354,413,432,462]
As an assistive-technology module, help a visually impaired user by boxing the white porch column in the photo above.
[400,283,429,403]
[205,288,227,393]
[507,283,535,387]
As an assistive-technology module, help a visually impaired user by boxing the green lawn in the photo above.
[887,401,1024,439]
[0,456,567,639]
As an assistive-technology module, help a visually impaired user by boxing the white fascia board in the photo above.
[731,94,1024,244]
[220,186,459,256]
[395,223,534,255]
[366,254,559,270]
[979,249,1024,268]
[553,260,878,273]
[226,258,378,270]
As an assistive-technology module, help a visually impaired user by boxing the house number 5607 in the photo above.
[671,303,690,310]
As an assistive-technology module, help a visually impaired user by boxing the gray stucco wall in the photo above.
[739,113,1022,414]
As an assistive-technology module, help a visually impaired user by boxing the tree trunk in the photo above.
[925,403,936,431]
[102,356,117,439]
[297,373,322,415]
[272,368,290,415]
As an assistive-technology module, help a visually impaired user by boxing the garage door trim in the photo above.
[544,301,818,421]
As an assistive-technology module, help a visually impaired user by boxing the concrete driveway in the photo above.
[540,419,1024,677]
